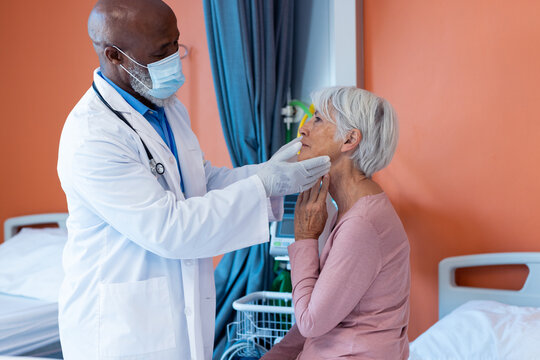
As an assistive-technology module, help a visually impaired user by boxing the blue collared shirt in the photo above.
[99,72,184,192]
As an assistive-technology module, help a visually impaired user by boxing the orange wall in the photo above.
[364,0,540,339]
[0,0,230,243]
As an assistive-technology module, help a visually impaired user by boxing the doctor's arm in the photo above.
[70,136,270,260]
[203,160,283,222]
[203,138,305,221]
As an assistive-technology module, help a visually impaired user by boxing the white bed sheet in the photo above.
[0,227,66,302]
[0,293,60,356]
[409,300,540,360]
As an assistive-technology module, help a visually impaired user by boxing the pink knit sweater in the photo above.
[262,192,410,359]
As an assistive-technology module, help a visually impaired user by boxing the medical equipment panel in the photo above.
[269,194,297,258]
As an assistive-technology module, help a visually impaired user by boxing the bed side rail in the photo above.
[4,213,68,241]
[439,252,540,319]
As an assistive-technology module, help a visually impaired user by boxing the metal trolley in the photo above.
[221,291,295,360]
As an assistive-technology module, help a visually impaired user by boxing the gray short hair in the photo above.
[311,86,399,178]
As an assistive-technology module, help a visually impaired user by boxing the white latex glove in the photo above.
[256,139,331,197]
[270,136,303,162]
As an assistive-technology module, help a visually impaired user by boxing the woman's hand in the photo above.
[294,175,330,240]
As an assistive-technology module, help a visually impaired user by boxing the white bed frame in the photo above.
[1,213,68,359]
[439,252,540,319]
[4,213,68,241]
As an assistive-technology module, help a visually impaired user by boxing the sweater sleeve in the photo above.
[288,218,382,338]
[260,324,305,360]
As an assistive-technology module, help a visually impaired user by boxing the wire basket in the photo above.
[226,291,295,357]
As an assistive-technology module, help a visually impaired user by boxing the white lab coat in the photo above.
[57,69,283,360]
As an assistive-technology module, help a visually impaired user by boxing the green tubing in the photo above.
[285,128,292,143]
[288,100,313,116]
[284,100,312,143]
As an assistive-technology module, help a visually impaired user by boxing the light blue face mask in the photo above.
[114,46,185,99]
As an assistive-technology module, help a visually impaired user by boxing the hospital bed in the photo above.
[226,252,540,359]
[0,213,67,358]
[409,252,540,359]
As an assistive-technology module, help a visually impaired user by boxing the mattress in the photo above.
[0,292,61,357]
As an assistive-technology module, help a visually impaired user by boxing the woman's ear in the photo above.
[341,129,362,153]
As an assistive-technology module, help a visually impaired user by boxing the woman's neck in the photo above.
[328,159,383,221]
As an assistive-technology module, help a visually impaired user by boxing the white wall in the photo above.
[292,0,358,104]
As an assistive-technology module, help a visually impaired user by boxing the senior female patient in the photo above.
[262,87,410,360]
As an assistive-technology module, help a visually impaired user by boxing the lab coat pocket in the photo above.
[98,277,176,357]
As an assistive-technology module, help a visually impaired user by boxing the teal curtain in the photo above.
[203,0,294,358]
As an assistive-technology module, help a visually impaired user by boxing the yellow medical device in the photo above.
[297,103,315,138]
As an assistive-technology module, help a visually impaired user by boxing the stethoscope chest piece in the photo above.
[155,162,165,175]
[150,158,165,176]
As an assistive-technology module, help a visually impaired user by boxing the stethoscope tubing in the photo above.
[91,82,165,176]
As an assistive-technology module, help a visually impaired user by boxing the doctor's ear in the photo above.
[104,47,123,65]
[341,129,362,153]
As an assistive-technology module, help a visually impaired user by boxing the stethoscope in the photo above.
[92,82,165,176]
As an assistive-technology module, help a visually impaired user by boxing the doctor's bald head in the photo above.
[88,0,176,50]
[87,0,180,106]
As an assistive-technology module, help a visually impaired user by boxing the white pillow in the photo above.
[0,227,67,302]
[409,300,540,360]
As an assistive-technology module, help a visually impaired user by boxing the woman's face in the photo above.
[298,111,342,162]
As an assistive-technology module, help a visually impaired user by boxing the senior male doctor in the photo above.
[56,0,330,359]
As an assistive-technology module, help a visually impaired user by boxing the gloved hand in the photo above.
[270,136,303,162]
[256,139,331,197]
